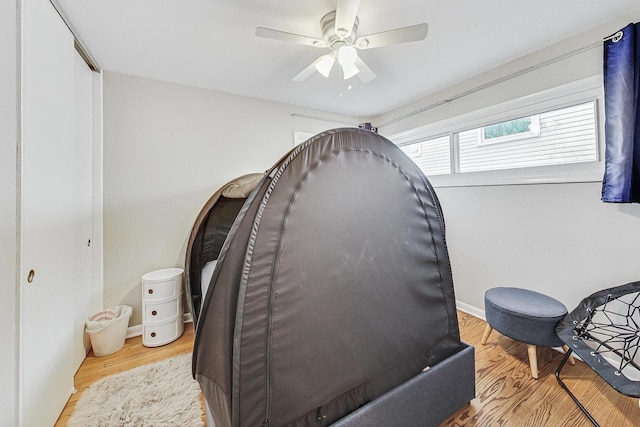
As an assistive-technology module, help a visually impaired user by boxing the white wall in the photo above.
[0,0,18,423]
[378,13,640,313]
[439,183,640,312]
[103,72,361,325]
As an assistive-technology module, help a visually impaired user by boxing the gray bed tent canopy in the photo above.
[185,128,475,427]
[185,172,265,325]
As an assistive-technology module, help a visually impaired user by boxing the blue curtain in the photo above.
[602,23,640,203]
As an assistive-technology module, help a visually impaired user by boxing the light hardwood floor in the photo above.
[54,324,198,426]
[56,312,639,426]
[446,312,638,426]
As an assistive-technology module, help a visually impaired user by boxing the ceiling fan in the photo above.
[255,0,428,83]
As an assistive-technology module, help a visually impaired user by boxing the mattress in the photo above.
[200,260,217,308]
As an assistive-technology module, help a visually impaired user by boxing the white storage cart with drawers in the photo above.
[141,268,184,347]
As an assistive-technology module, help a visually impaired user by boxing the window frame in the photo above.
[387,76,604,188]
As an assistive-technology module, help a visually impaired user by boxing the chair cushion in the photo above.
[485,287,567,347]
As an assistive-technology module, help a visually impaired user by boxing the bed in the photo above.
[185,128,475,426]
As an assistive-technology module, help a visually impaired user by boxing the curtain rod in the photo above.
[290,113,358,127]
[377,30,624,129]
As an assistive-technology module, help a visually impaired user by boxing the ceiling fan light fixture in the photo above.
[256,0,427,84]
[337,45,359,79]
[341,62,360,80]
[315,54,335,77]
[337,46,357,67]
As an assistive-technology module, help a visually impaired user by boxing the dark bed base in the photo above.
[333,343,475,427]
[205,344,475,427]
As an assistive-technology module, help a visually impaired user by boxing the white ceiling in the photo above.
[57,0,639,118]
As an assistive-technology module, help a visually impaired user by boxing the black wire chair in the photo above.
[555,280,640,426]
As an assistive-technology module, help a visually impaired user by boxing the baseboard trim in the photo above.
[126,324,142,339]
[456,300,485,320]
[184,312,193,324]
[126,313,193,339]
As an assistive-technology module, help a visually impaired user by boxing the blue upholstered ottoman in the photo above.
[481,287,574,378]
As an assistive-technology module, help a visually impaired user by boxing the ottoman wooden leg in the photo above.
[562,345,576,365]
[527,344,539,379]
[481,324,493,345]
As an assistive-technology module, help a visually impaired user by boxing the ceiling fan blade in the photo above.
[355,23,428,50]
[292,57,323,82]
[355,56,376,83]
[335,0,360,39]
[256,27,327,48]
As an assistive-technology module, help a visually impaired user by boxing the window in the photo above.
[459,102,597,173]
[399,135,450,176]
[388,78,602,186]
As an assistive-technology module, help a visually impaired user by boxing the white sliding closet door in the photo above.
[20,0,93,425]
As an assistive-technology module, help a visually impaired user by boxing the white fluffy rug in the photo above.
[69,353,203,427]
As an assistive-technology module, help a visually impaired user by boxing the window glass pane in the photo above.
[458,101,597,173]
[399,135,451,176]
[484,117,532,140]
